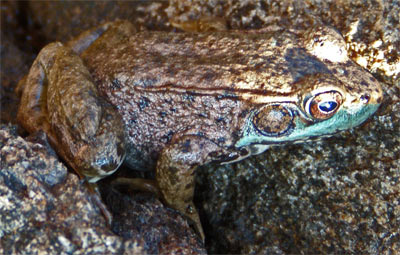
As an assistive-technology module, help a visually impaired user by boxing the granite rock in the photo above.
[0,125,144,254]
[0,125,205,254]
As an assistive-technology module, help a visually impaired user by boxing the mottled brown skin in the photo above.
[17,20,382,241]
[17,42,125,180]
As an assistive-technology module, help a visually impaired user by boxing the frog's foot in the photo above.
[110,177,161,198]
[66,20,136,55]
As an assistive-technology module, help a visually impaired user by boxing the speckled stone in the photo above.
[27,1,171,41]
[104,189,206,254]
[198,103,399,253]
[0,125,205,254]
[0,124,144,254]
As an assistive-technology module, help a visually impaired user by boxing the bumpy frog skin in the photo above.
[17,19,382,240]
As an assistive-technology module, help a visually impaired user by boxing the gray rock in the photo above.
[0,124,144,254]
[0,124,205,254]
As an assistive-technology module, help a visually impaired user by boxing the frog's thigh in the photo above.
[19,42,125,181]
[17,50,51,136]
[18,42,71,136]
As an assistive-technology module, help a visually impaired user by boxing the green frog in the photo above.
[17,19,382,241]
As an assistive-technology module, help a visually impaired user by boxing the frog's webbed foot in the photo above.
[17,42,126,183]
[156,135,222,242]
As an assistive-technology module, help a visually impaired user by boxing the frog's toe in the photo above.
[184,202,205,243]
[81,143,126,183]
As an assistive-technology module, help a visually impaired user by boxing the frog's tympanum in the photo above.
[17,20,382,240]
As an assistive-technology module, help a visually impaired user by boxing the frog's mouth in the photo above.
[236,102,380,147]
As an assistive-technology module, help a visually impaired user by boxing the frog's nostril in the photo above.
[360,94,370,104]
[376,95,383,104]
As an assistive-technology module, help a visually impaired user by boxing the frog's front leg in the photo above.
[156,135,221,241]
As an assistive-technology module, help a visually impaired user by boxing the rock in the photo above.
[0,124,205,254]
[105,189,205,254]
[0,124,144,254]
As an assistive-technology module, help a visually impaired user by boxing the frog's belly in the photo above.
[105,89,245,170]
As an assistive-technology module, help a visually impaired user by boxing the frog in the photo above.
[17,19,382,241]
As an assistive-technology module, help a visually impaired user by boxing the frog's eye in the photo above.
[252,105,293,136]
[305,91,343,120]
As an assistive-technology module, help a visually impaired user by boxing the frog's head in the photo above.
[236,25,383,149]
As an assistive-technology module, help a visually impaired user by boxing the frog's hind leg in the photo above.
[17,42,126,182]
[17,44,57,144]
[17,42,125,226]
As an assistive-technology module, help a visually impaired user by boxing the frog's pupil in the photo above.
[319,101,337,112]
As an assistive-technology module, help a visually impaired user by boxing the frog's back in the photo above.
[81,27,308,95]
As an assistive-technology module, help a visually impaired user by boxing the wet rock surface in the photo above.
[1,0,399,254]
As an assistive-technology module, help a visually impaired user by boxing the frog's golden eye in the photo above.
[253,105,293,136]
[305,91,343,120]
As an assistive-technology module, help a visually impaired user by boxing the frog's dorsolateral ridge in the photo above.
[17,20,382,241]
